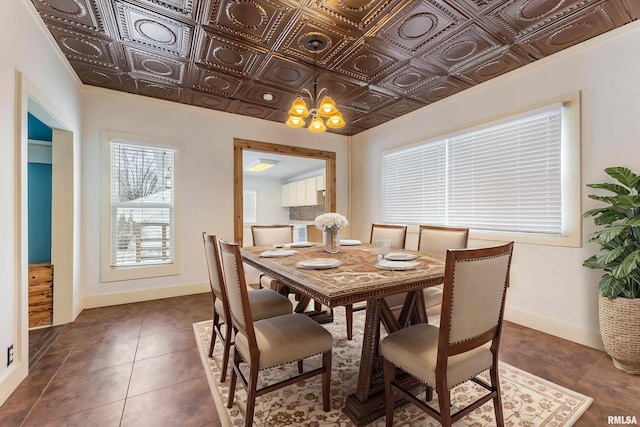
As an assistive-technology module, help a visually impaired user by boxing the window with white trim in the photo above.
[382,98,581,246]
[101,131,180,282]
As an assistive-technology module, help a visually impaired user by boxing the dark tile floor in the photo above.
[1,293,638,426]
[0,293,220,427]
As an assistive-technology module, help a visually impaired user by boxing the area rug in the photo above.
[193,309,593,426]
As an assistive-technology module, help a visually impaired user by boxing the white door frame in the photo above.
[15,72,77,376]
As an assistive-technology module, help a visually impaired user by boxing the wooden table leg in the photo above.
[276,284,334,324]
[342,291,426,426]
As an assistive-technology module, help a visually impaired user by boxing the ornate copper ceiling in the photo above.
[31,0,639,135]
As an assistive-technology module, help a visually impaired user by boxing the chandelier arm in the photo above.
[316,87,327,102]
[300,88,313,100]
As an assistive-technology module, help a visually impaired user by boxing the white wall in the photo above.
[0,0,82,405]
[351,21,640,350]
[80,88,349,306]
[244,175,289,225]
[242,175,290,246]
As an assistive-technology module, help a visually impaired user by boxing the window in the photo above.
[382,95,581,246]
[101,131,180,281]
[243,190,257,224]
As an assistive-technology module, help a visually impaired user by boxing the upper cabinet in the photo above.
[282,175,325,207]
[305,178,316,206]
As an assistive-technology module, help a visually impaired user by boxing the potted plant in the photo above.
[583,166,640,374]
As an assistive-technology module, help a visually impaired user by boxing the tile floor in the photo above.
[0,293,639,426]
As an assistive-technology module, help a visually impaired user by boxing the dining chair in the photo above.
[202,233,294,382]
[370,223,408,250]
[380,242,514,427]
[251,225,293,290]
[218,239,333,427]
[252,224,324,312]
[417,225,469,309]
[251,224,294,246]
[343,223,408,340]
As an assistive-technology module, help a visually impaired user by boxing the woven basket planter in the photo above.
[599,295,640,374]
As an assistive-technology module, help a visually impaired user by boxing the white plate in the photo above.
[289,241,317,248]
[385,252,418,261]
[259,249,297,258]
[339,239,362,246]
[297,258,342,270]
[375,260,420,271]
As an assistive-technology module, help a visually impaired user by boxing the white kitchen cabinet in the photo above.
[305,177,317,205]
[288,182,297,206]
[295,180,306,206]
[281,175,325,207]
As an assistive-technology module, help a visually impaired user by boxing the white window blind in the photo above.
[110,142,175,267]
[383,104,563,235]
[383,141,447,224]
[243,190,257,224]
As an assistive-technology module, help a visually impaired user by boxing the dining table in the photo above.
[240,242,446,426]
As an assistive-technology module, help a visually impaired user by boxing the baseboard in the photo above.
[0,361,28,406]
[504,307,604,351]
[81,282,210,310]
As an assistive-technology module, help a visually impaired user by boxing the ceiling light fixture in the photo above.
[246,158,279,172]
[286,39,345,133]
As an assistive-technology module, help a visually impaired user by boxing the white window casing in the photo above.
[101,131,181,282]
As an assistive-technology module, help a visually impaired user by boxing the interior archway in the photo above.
[233,138,336,245]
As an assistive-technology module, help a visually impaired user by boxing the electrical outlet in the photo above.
[7,344,13,366]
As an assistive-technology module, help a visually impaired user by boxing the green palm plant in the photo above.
[583,166,640,298]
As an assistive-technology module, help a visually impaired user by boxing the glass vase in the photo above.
[323,229,340,254]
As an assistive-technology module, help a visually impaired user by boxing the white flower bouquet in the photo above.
[314,213,348,233]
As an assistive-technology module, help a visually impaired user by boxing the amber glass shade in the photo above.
[288,97,309,117]
[309,116,327,133]
[286,115,305,128]
[326,111,345,128]
[318,96,337,117]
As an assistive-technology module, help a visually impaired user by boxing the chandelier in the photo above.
[286,39,345,133]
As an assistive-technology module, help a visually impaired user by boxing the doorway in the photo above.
[233,139,336,245]
[16,74,77,379]
[242,150,326,245]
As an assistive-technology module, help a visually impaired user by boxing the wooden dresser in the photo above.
[28,263,53,327]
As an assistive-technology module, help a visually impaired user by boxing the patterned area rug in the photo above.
[193,309,592,426]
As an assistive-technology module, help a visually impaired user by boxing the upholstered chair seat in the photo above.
[380,323,492,389]
[213,288,293,322]
[235,313,334,370]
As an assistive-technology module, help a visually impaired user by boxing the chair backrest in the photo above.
[418,225,469,254]
[370,223,407,249]
[438,242,514,360]
[251,225,294,246]
[218,239,256,344]
[202,233,228,304]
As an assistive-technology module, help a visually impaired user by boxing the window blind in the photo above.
[383,141,447,224]
[243,190,257,224]
[382,104,563,234]
[110,143,175,267]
